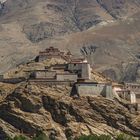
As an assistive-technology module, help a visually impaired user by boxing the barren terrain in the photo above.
[0,81,140,139]
[0,0,140,81]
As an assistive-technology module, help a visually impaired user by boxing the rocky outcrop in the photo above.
[0,83,139,139]
[0,82,17,103]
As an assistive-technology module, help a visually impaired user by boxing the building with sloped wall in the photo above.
[32,57,91,82]
[67,60,91,80]
[32,70,56,79]
[124,83,140,104]
[38,46,72,62]
[56,73,77,82]
[31,69,77,82]
[71,82,113,99]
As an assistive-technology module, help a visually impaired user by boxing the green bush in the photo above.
[13,136,27,140]
[6,135,28,140]
[32,132,49,140]
[77,133,137,140]
[7,133,137,140]
[77,134,112,140]
[6,133,49,140]
[116,133,136,140]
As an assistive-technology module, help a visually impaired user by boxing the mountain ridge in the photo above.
[0,0,140,82]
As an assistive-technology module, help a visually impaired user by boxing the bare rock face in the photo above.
[0,82,17,103]
[0,83,139,139]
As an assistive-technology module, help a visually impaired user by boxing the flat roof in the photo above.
[57,73,77,75]
[29,79,75,82]
[69,62,89,64]
[33,70,56,72]
[75,82,111,85]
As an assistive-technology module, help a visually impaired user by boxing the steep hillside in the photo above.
[0,54,139,139]
[0,83,139,139]
[0,82,16,102]
[96,0,140,18]
[0,0,140,82]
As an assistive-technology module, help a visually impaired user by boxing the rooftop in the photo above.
[75,82,112,85]
[70,58,88,63]
[39,46,66,54]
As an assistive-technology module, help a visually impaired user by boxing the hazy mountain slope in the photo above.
[0,0,140,82]
[38,12,140,82]
[96,0,140,18]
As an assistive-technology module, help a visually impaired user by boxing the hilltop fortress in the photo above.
[34,47,140,109]
[0,46,140,111]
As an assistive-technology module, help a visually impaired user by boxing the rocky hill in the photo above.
[0,1,140,139]
[0,0,140,82]
[0,82,140,139]
[0,58,139,139]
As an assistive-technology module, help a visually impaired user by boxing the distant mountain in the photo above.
[0,0,140,82]
[0,0,6,3]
